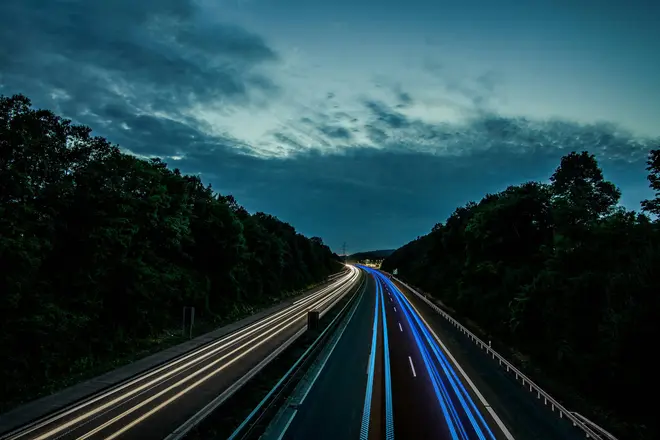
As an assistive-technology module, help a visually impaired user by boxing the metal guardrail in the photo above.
[391,276,615,440]
[228,273,367,440]
[164,271,363,440]
[571,412,619,440]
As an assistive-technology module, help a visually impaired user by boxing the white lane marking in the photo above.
[299,285,365,405]
[398,323,403,332]
[393,307,397,312]
[487,407,515,440]
[404,296,516,440]
[83,289,353,440]
[408,356,417,377]
[13,268,361,440]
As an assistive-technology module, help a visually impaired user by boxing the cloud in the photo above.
[364,100,409,129]
[395,91,413,108]
[0,0,279,157]
[1,0,658,252]
[319,125,353,140]
[421,60,503,111]
[165,105,656,250]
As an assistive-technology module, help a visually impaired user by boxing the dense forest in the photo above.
[382,148,660,439]
[0,94,341,410]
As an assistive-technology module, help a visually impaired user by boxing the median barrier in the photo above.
[227,273,367,440]
[166,271,366,440]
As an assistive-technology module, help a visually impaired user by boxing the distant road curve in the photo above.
[1,266,361,440]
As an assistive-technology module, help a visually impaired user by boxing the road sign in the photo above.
[393,268,398,275]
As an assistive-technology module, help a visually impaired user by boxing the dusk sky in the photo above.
[1,0,659,253]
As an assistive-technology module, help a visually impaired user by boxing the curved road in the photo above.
[268,266,588,440]
[377,270,508,440]
[269,267,513,440]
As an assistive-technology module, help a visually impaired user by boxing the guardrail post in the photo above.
[182,306,195,339]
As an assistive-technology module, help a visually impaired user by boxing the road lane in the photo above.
[381,277,454,439]
[390,277,586,440]
[279,274,376,440]
[375,271,511,440]
[2,267,361,440]
[0,269,352,437]
[269,267,511,440]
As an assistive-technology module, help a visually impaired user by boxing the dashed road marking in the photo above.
[408,356,417,377]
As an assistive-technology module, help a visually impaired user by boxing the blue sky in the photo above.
[1,0,659,252]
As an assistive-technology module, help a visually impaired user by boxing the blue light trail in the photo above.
[359,268,380,440]
[377,276,395,440]
[391,281,495,439]
[357,265,396,440]
[374,270,497,440]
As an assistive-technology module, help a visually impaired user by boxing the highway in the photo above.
[267,266,514,440]
[275,273,376,440]
[265,266,590,440]
[375,270,508,440]
[1,266,361,440]
[388,276,588,440]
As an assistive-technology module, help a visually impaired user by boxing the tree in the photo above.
[0,94,342,411]
[550,151,620,222]
[383,150,660,439]
[641,148,660,215]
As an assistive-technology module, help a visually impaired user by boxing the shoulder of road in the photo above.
[275,274,376,440]
[0,278,341,436]
[391,277,587,440]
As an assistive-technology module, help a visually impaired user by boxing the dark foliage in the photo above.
[347,249,395,261]
[0,94,339,409]
[383,148,660,439]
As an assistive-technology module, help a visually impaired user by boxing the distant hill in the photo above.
[347,249,395,261]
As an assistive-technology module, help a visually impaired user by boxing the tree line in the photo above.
[382,148,660,439]
[0,94,341,410]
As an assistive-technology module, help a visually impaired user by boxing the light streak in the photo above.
[376,271,496,440]
[9,268,360,440]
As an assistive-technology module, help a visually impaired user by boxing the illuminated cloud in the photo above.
[1,0,658,251]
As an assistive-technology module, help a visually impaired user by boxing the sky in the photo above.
[1,0,659,253]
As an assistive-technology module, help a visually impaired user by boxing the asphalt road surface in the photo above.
[274,266,583,440]
[2,266,361,440]
[376,271,510,440]
[278,274,376,440]
[389,276,587,440]
[275,267,513,440]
